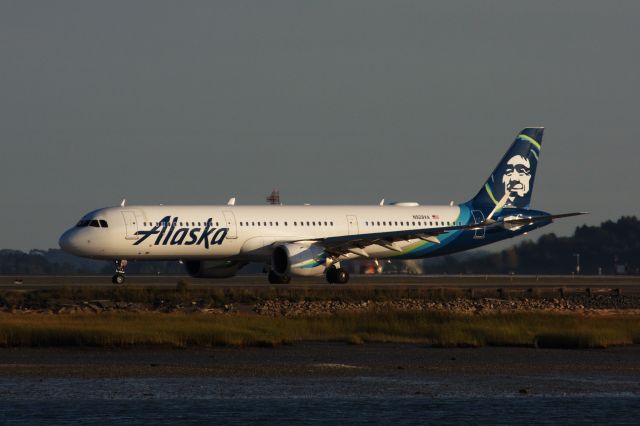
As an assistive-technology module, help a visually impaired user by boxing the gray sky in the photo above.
[1,1,639,251]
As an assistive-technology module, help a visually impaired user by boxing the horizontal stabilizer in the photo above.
[497,212,588,227]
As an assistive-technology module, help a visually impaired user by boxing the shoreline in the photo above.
[1,343,640,379]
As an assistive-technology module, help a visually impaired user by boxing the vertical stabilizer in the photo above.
[469,127,543,210]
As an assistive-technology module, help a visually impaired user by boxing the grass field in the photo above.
[1,310,638,349]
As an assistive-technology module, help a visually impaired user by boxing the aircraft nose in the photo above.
[59,229,83,255]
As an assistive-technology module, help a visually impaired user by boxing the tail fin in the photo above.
[469,127,544,210]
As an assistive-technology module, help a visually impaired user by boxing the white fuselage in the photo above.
[59,204,464,262]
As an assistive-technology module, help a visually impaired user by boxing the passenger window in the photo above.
[330,221,334,226]
[306,221,310,226]
[294,222,297,226]
[270,222,273,226]
[284,222,288,226]
[99,220,108,228]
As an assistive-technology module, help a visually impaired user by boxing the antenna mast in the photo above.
[266,189,281,205]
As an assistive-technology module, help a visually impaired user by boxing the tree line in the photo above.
[423,216,640,275]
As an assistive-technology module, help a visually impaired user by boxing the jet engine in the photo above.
[184,260,245,278]
[271,243,327,277]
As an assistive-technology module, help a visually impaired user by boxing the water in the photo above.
[1,376,639,425]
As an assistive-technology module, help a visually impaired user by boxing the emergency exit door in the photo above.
[121,211,139,240]
[222,211,238,239]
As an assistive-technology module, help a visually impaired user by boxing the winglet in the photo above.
[227,197,236,206]
[120,198,126,207]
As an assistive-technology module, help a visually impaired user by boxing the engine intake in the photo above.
[272,243,327,277]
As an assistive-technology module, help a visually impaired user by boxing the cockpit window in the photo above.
[76,219,108,228]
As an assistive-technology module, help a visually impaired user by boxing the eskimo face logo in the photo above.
[133,216,228,249]
[502,155,531,202]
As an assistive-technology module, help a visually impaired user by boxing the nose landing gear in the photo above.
[112,259,128,284]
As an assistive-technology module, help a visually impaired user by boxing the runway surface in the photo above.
[1,274,639,292]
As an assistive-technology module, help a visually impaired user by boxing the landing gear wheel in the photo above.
[326,266,337,284]
[326,267,348,284]
[268,270,291,284]
[112,273,125,285]
[336,269,349,284]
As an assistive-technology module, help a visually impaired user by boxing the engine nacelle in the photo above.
[184,260,244,278]
[272,243,327,277]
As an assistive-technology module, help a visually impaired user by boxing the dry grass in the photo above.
[0,310,638,349]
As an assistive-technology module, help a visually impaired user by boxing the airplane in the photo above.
[59,127,586,285]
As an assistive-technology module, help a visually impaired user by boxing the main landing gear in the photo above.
[268,270,291,284]
[112,259,128,285]
[326,265,349,284]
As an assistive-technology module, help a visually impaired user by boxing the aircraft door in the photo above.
[222,210,238,239]
[346,215,359,235]
[471,210,485,239]
[121,211,139,240]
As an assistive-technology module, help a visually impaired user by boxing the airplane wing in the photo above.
[304,212,588,258]
[307,222,482,258]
